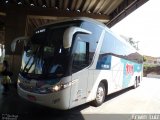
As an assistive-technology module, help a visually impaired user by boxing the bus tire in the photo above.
[92,82,106,107]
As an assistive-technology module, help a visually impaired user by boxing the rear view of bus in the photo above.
[15,17,143,110]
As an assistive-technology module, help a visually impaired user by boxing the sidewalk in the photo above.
[147,74,160,79]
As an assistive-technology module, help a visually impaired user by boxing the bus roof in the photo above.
[38,17,106,29]
[37,17,139,53]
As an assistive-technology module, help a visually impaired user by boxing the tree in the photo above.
[143,56,147,62]
[128,38,139,50]
[120,35,139,50]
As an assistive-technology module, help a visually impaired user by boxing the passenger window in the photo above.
[72,41,89,73]
[81,21,103,64]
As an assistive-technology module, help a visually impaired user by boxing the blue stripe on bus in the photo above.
[96,55,112,70]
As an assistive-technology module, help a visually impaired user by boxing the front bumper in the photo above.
[17,83,71,110]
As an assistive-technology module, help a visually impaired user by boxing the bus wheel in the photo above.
[92,82,106,107]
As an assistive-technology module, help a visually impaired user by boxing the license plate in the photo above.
[27,95,36,101]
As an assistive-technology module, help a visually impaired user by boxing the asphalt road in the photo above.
[0,77,160,120]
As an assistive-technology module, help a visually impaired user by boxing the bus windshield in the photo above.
[20,21,81,80]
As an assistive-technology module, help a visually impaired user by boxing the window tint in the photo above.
[81,21,103,64]
[100,33,115,54]
[99,32,143,64]
[72,41,89,73]
[96,55,112,70]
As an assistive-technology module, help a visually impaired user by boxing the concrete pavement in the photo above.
[81,77,160,114]
[0,77,160,120]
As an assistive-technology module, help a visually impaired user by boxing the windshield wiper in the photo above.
[23,48,39,73]
[23,55,33,73]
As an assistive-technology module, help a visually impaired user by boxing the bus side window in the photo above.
[72,41,89,73]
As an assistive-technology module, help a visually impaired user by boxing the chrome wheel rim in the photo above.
[96,86,104,103]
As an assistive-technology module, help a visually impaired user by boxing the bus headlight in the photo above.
[17,79,20,84]
[38,80,77,93]
[51,82,72,92]
[52,85,61,92]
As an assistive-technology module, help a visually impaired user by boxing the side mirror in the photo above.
[11,36,30,52]
[63,27,92,49]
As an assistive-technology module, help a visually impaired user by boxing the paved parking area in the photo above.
[0,77,160,120]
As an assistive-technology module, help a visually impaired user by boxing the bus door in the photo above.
[70,40,89,108]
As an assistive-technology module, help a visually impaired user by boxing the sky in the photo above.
[111,0,160,57]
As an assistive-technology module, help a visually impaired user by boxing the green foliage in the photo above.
[143,56,147,62]
[143,64,160,76]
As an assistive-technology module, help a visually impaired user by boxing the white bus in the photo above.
[12,17,143,110]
